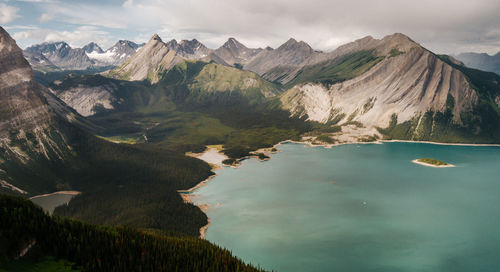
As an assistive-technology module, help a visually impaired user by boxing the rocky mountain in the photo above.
[24,41,96,70]
[0,27,81,194]
[22,50,60,72]
[213,38,262,66]
[455,51,500,75]
[106,34,184,83]
[167,39,211,59]
[244,38,318,84]
[86,40,144,66]
[280,33,500,143]
[82,42,104,54]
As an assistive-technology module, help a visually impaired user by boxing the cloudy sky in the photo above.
[1,0,500,54]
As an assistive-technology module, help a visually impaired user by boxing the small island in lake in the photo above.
[412,158,455,168]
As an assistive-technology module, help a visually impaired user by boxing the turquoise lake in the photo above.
[193,142,500,272]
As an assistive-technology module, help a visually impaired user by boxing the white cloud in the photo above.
[39,12,53,23]
[12,26,113,49]
[7,0,500,54]
[0,3,20,24]
[122,0,133,8]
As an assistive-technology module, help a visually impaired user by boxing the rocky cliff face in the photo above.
[24,42,95,70]
[213,38,261,66]
[106,34,183,83]
[83,42,104,54]
[244,38,317,83]
[0,27,97,194]
[281,34,478,132]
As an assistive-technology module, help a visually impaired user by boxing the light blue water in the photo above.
[193,142,500,272]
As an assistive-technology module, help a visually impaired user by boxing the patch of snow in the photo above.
[86,51,116,62]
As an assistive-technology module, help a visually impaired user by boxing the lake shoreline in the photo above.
[183,137,500,240]
[29,190,81,200]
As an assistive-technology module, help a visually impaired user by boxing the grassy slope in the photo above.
[284,50,385,89]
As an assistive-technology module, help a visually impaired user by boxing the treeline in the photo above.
[0,195,265,272]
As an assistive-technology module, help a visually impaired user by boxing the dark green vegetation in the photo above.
[284,50,384,88]
[380,56,500,143]
[0,195,264,272]
[2,118,212,236]
[416,158,449,166]
[51,61,313,159]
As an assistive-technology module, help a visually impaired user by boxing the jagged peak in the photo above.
[0,26,17,50]
[149,34,163,43]
[166,39,178,46]
[381,33,416,44]
[223,37,246,49]
[278,38,312,51]
[180,38,205,47]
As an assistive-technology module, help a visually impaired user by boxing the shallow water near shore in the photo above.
[193,142,500,272]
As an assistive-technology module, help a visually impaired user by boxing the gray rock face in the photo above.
[165,38,211,59]
[213,38,262,66]
[454,52,500,75]
[82,42,104,54]
[244,38,317,83]
[24,42,95,70]
[52,82,118,117]
[106,34,184,83]
[280,34,478,131]
[22,51,60,72]
[87,40,144,66]
[0,27,73,164]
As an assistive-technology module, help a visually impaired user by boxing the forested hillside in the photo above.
[0,195,264,272]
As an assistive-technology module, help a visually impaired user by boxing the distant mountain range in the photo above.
[454,51,500,75]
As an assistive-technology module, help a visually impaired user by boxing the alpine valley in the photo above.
[1,20,500,272]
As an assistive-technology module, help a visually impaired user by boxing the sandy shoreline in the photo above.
[411,159,455,168]
[29,190,81,200]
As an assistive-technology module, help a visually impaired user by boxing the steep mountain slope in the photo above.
[106,34,184,83]
[22,51,60,72]
[24,42,95,70]
[214,38,262,66]
[82,42,104,54]
[280,33,500,143]
[87,40,144,66]
[0,27,84,195]
[244,38,317,83]
[455,51,500,75]
[172,39,211,59]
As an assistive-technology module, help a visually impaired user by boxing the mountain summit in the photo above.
[106,33,183,83]
[214,38,262,66]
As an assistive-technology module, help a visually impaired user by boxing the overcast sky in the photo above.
[1,0,500,55]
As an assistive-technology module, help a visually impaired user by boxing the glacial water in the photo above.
[31,193,77,214]
[193,142,500,272]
